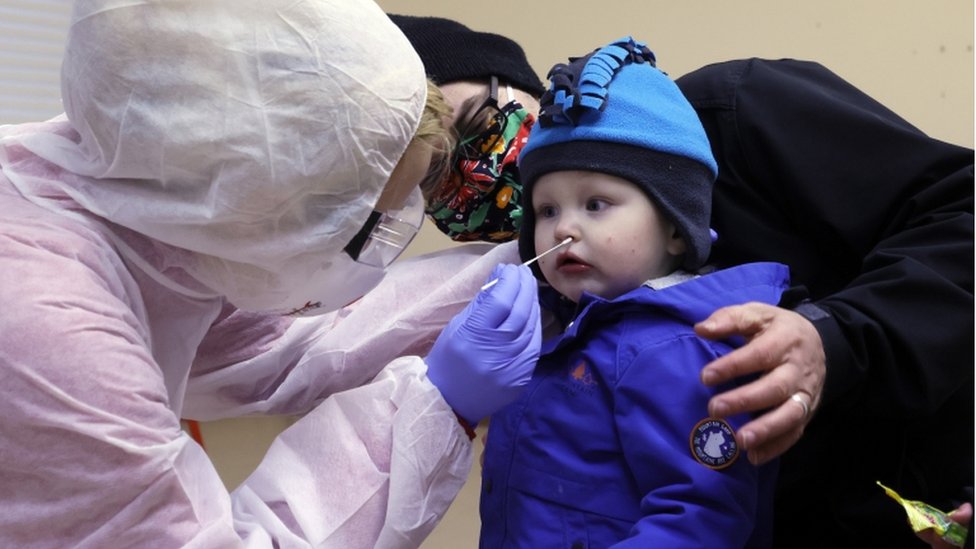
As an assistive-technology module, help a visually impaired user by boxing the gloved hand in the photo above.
[426,264,541,425]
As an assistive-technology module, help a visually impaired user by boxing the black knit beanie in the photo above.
[388,14,545,97]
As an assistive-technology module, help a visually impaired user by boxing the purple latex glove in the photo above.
[425,264,541,424]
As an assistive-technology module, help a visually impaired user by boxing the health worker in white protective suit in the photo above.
[0,0,541,547]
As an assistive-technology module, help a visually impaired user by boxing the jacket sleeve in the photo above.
[613,336,764,548]
[677,59,974,415]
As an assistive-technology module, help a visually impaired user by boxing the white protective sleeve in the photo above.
[202,242,521,547]
[187,242,521,547]
[232,357,469,549]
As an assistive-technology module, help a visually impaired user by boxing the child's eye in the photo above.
[586,198,609,212]
[537,205,557,218]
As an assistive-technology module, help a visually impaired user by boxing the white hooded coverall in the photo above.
[0,0,520,546]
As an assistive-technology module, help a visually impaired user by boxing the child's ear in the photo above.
[666,224,686,256]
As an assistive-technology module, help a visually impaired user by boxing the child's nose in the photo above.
[553,213,581,243]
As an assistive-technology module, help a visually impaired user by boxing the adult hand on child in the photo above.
[426,264,541,425]
[695,302,826,464]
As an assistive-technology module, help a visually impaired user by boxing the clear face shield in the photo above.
[343,188,425,269]
[278,187,425,317]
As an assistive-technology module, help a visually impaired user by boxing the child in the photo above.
[479,37,790,548]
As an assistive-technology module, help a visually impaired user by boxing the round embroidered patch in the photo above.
[689,418,739,470]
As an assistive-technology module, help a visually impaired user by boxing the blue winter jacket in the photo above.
[480,262,790,548]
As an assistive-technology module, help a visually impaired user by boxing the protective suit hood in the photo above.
[3,0,425,314]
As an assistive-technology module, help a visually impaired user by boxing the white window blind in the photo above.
[0,0,72,124]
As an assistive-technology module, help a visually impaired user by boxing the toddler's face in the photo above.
[532,170,685,302]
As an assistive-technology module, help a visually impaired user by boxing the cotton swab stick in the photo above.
[480,237,573,291]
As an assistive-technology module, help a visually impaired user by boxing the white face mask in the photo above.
[246,186,425,317]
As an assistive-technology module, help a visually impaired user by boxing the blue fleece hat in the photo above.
[518,37,717,271]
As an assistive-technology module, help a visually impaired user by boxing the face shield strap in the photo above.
[344,210,383,262]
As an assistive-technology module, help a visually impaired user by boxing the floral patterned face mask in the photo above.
[425,77,535,243]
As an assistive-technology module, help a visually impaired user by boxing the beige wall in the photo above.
[199,3,973,547]
[380,0,973,147]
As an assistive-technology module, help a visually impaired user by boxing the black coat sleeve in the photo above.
[677,58,974,417]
